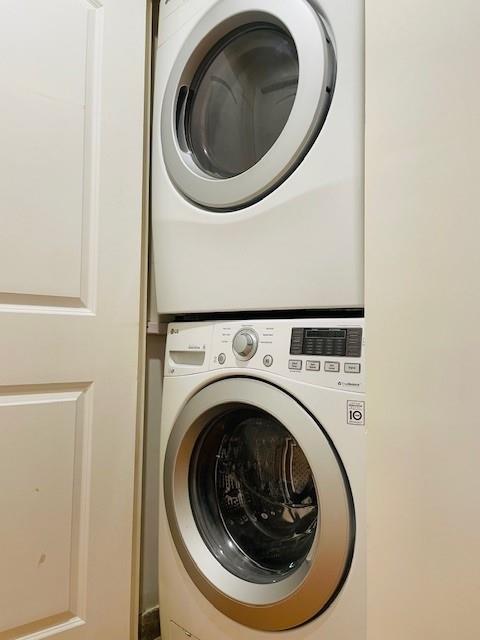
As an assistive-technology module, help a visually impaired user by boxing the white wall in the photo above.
[366,1,480,638]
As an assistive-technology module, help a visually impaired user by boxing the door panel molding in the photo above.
[0,385,93,637]
[0,1,104,311]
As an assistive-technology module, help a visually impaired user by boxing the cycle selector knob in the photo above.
[232,329,258,361]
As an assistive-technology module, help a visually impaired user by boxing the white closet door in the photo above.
[366,1,480,638]
[0,1,146,638]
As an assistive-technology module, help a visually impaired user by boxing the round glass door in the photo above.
[189,407,317,583]
[163,378,354,631]
[161,0,336,210]
[186,24,299,179]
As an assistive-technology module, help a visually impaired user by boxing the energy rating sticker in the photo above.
[347,400,365,425]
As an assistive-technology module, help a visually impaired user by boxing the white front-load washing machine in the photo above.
[159,317,365,640]
[152,0,364,315]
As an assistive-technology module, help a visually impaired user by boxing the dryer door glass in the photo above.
[189,407,317,584]
[161,1,335,210]
[186,25,299,178]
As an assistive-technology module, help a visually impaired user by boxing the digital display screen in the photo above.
[290,327,362,357]
[305,329,347,339]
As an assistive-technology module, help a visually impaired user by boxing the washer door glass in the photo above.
[189,407,317,583]
[186,25,299,179]
[164,378,354,630]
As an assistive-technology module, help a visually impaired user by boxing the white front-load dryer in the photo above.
[159,317,365,639]
[152,0,364,315]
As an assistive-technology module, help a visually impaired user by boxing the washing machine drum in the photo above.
[161,0,336,210]
[164,379,354,631]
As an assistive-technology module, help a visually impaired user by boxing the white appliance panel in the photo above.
[152,0,364,314]
[158,318,365,639]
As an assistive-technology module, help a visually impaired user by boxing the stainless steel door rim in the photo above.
[160,0,336,210]
[164,378,354,631]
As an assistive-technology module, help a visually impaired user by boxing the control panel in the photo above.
[165,319,365,392]
[290,327,362,358]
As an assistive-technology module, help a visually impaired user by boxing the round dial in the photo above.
[232,329,259,361]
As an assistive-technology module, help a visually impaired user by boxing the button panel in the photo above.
[324,361,340,372]
[288,359,302,371]
[306,360,321,371]
[344,362,361,374]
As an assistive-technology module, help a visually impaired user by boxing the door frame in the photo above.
[130,1,154,638]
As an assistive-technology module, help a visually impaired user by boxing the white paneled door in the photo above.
[0,1,146,639]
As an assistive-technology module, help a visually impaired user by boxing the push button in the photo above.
[263,355,273,367]
[324,361,340,372]
[306,360,321,371]
[288,359,302,371]
[344,363,361,374]
[217,353,226,365]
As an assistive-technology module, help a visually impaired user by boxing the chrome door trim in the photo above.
[160,0,335,210]
[164,378,353,631]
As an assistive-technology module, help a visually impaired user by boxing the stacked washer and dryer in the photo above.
[152,1,365,639]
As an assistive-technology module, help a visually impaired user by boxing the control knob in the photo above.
[232,329,258,361]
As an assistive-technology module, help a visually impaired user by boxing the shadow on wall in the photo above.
[139,332,165,640]
[141,3,162,637]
